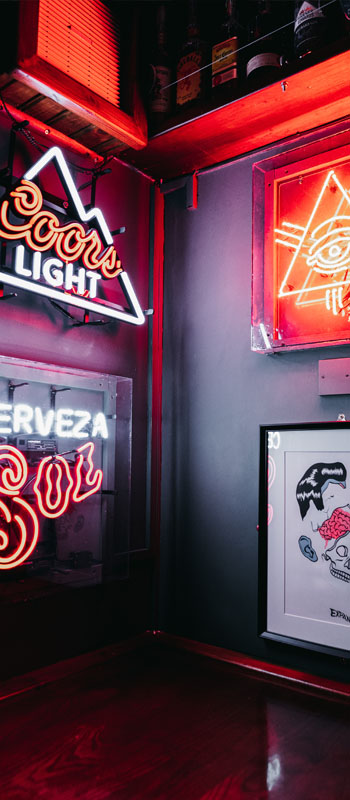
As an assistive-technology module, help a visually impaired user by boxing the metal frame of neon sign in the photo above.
[0,146,145,326]
[252,136,350,353]
[0,355,133,582]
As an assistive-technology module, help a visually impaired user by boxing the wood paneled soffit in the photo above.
[0,0,147,160]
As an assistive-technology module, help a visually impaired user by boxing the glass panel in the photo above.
[252,139,350,352]
[0,356,132,590]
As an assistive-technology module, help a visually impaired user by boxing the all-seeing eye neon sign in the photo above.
[252,143,350,352]
[0,147,145,325]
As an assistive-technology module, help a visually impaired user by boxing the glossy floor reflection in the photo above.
[0,641,348,799]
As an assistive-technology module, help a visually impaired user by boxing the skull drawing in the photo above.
[322,531,350,583]
[296,461,350,583]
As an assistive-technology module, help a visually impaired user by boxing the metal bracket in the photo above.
[8,380,28,402]
[77,166,111,210]
[71,310,110,328]
[0,120,30,188]
[160,172,198,211]
[48,299,110,328]
[319,358,350,395]
[50,385,71,411]
[0,282,16,301]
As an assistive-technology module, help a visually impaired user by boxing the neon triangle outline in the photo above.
[278,169,339,299]
[2,146,145,326]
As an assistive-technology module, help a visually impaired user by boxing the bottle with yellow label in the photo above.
[176,0,208,109]
[211,0,239,99]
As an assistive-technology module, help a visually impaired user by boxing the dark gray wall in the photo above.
[160,122,350,682]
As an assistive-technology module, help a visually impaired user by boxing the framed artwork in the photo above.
[259,422,350,657]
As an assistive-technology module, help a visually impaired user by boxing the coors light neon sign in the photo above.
[0,147,145,325]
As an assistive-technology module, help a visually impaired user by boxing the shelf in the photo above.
[120,49,350,182]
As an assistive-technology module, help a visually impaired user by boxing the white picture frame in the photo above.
[259,422,350,657]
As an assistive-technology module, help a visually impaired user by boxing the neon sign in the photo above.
[0,403,108,439]
[0,147,145,325]
[252,145,350,352]
[0,356,129,585]
[276,170,350,320]
[0,442,102,568]
[72,442,103,503]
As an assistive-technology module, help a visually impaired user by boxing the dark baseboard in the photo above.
[2,627,349,705]
[152,631,350,701]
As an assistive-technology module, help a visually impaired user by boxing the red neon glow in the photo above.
[68,286,90,298]
[37,0,120,107]
[33,454,74,519]
[277,171,350,300]
[0,445,28,495]
[0,180,122,279]
[267,455,276,489]
[73,441,103,503]
[0,443,103,568]
[273,162,350,343]
[0,497,39,569]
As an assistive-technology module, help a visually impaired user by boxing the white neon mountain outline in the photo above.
[276,169,350,307]
[0,146,145,325]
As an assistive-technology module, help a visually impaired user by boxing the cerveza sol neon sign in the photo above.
[0,441,102,569]
[0,147,145,325]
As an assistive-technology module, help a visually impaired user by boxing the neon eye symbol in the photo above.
[306,218,350,274]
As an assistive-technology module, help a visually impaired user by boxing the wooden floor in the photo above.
[1,640,349,799]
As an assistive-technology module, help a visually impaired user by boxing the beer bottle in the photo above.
[294,1,327,58]
[176,0,208,109]
[246,1,282,87]
[339,0,350,20]
[149,4,172,126]
[211,0,239,99]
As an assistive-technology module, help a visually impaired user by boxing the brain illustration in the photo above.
[319,506,350,541]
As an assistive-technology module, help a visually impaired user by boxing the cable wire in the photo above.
[0,0,340,169]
